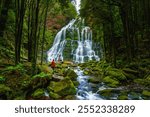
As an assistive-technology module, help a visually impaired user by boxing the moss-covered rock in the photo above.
[48,79,76,97]
[52,74,64,81]
[32,89,45,99]
[64,95,76,100]
[133,78,150,88]
[83,70,89,75]
[88,77,101,84]
[142,90,150,97]
[49,91,61,99]
[117,95,128,100]
[31,72,52,89]
[103,76,120,87]
[105,67,126,81]
[73,81,79,87]
[98,89,113,98]
[122,68,139,79]
[64,69,77,80]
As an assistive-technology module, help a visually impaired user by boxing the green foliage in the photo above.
[2,64,26,75]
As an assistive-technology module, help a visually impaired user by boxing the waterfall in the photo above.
[47,19,76,62]
[47,19,100,63]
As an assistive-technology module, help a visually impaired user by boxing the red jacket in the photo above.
[51,59,55,68]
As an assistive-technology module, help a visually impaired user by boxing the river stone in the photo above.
[103,76,120,87]
[49,91,61,99]
[64,95,76,100]
[105,67,126,81]
[98,89,113,98]
[48,79,76,96]
[88,77,100,84]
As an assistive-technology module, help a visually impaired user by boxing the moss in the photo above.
[31,72,52,89]
[99,89,113,97]
[83,70,89,75]
[0,76,5,83]
[64,69,77,80]
[48,79,76,96]
[88,77,100,84]
[2,64,26,75]
[103,76,120,87]
[49,92,61,99]
[64,95,76,100]
[73,81,79,87]
[14,96,26,100]
[118,95,128,100]
[134,79,150,87]
[105,67,126,81]
[142,90,150,97]
[32,89,45,99]
[123,68,138,74]
[0,84,11,94]
[38,65,53,74]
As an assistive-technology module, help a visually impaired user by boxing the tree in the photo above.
[15,0,27,64]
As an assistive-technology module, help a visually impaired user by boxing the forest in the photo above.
[0,0,149,100]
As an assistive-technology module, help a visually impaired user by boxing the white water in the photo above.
[74,67,103,100]
[47,19,76,62]
[47,19,100,63]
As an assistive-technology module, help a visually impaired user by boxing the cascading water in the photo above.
[74,67,104,100]
[47,19,76,62]
[47,19,100,63]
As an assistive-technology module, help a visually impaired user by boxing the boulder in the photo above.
[47,79,76,97]
[98,89,113,98]
[32,89,45,99]
[142,90,150,97]
[105,67,126,81]
[88,77,100,84]
[103,76,120,87]
[31,72,52,89]
[117,95,128,100]
[49,91,61,99]
[64,69,77,80]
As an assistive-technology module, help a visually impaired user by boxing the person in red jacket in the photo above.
[50,59,55,70]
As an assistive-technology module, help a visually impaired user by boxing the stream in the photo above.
[74,67,144,100]
[74,67,103,100]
